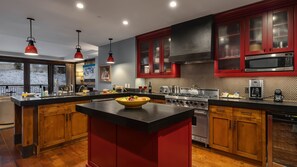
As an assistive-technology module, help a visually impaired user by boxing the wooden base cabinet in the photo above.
[209,106,266,165]
[38,101,89,150]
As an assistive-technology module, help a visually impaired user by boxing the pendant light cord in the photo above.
[76,30,81,49]
[109,38,113,53]
[29,19,32,38]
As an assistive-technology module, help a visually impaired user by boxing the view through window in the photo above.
[0,62,24,95]
[30,64,48,93]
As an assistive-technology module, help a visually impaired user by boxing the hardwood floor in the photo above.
[0,128,259,167]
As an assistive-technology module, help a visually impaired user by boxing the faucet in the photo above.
[78,85,86,92]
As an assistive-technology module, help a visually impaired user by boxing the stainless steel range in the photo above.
[165,88,219,147]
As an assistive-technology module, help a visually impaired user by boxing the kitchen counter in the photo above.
[11,92,165,106]
[76,100,194,133]
[10,92,166,158]
[76,100,193,167]
[209,98,297,114]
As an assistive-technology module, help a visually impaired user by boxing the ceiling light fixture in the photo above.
[76,2,84,9]
[169,1,177,8]
[106,38,115,64]
[74,30,84,60]
[122,20,129,25]
[24,18,38,56]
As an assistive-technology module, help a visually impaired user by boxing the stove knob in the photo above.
[193,102,198,105]
[172,100,177,103]
[185,101,190,105]
[201,103,205,107]
[166,99,171,103]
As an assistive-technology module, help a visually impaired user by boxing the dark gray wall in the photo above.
[96,37,136,90]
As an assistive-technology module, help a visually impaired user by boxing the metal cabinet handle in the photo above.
[233,121,237,129]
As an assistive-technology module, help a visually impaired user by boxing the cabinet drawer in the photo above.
[39,103,67,115]
[233,108,261,120]
[209,106,233,116]
[64,100,90,113]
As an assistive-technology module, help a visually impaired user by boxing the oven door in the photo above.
[192,110,208,144]
[245,52,294,72]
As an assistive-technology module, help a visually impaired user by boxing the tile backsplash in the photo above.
[145,63,297,101]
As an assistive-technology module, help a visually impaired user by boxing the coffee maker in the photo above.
[249,79,264,100]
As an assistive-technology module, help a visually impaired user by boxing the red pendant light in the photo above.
[24,18,38,56]
[106,38,115,64]
[74,30,84,60]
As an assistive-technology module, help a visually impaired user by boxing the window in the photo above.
[0,62,24,95]
[30,64,48,93]
[54,65,66,87]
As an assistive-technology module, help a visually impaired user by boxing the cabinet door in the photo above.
[233,109,262,161]
[162,36,173,74]
[69,112,88,140]
[209,106,233,153]
[215,20,244,74]
[152,39,161,74]
[39,104,68,148]
[138,41,151,76]
[245,13,268,55]
[267,7,293,53]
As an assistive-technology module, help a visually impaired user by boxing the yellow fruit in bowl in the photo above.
[115,96,150,108]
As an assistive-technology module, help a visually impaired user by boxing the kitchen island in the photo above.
[76,100,194,167]
[10,92,165,158]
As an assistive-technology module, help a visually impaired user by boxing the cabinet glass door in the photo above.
[163,37,172,73]
[247,15,265,54]
[217,21,241,71]
[152,40,160,74]
[139,41,150,74]
[272,11,289,49]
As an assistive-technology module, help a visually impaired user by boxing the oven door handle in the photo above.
[194,110,207,115]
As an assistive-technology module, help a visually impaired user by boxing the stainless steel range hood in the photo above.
[169,15,214,64]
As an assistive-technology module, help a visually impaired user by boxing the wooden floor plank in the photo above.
[0,128,258,167]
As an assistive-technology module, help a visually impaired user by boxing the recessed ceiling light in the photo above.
[122,20,129,25]
[76,2,84,9]
[169,1,177,8]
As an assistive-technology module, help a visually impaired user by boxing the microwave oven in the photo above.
[245,52,294,72]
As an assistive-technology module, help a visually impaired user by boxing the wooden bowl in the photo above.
[115,97,150,109]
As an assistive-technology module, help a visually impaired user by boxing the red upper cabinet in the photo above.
[214,20,245,76]
[245,7,294,55]
[137,28,180,78]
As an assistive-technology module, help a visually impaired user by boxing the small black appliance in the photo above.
[274,89,284,102]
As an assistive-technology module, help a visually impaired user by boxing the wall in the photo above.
[146,63,297,101]
[96,37,137,91]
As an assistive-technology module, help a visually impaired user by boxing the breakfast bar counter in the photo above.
[10,92,166,158]
[76,101,194,167]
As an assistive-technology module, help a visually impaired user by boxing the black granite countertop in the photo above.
[209,98,297,115]
[76,100,193,133]
[11,92,166,106]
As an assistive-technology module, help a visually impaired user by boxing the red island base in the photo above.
[87,117,192,167]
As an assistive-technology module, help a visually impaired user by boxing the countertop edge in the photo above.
[76,103,194,133]
[209,99,297,114]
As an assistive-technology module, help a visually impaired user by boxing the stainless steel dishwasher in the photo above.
[0,96,14,125]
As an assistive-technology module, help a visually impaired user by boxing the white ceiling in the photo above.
[0,0,262,60]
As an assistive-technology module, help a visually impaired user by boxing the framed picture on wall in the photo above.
[100,65,111,82]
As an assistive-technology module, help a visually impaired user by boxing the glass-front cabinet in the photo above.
[245,7,293,55]
[139,41,150,74]
[268,7,293,52]
[216,20,244,73]
[137,28,179,78]
[246,14,267,55]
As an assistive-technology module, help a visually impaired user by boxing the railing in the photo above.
[0,84,49,96]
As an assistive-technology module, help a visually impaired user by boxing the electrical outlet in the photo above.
[245,87,249,94]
